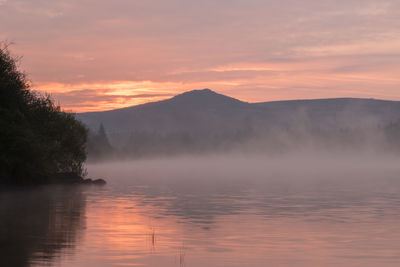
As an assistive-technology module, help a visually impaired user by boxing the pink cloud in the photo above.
[1,0,400,111]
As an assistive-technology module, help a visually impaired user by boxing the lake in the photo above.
[2,155,400,266]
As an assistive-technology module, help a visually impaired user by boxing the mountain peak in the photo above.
[175,88,217,97]
[170,89,245,107]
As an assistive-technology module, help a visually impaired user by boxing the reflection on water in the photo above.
[0,186,86,267]
[2,156,400,266]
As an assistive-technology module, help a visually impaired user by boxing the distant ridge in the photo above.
[76,89,400,148]
[80,89,396,114]
[83,88,248,115]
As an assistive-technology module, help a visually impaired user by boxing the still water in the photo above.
[2,156,400,266]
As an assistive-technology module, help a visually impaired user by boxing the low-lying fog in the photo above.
[81,152,400,266]
[5,152,400,266]
[87,153,400,208]
[87,153,400,185]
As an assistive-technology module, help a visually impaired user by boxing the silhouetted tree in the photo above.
[0,44,87,184]
[385,120,400,151]
[86,123,113,160]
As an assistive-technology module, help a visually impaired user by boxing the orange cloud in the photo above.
[3,0,400,112]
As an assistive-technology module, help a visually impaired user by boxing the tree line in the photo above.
[88,121,400,159]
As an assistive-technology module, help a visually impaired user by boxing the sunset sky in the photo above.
[1,0,400,112]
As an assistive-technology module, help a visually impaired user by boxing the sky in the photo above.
[1,0,400,112]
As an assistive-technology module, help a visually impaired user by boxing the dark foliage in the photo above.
[0,44,87,184]
[86,123,113,160]
[124,129,253,157]
[385,120,400,151]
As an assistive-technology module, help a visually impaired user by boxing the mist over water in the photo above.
[85,154,400,266]
[3,0,400,264]
[80,91,400,161]
[2,153,400,266]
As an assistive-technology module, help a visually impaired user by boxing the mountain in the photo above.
[78,89,252,135]
[76,89,400,154]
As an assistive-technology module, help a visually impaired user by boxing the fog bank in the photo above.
[87,153,400,185]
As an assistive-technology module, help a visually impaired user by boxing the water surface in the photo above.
[2,155,400,266]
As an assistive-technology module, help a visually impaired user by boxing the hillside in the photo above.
[76,89,400,155]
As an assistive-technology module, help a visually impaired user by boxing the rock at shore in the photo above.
[54,172,106,185]
[92,179,107,185]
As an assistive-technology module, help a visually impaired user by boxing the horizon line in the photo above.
[74,88,398,114]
